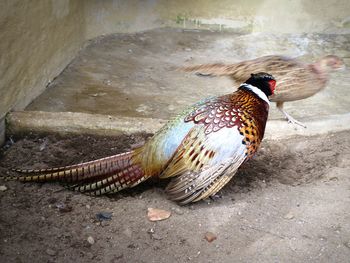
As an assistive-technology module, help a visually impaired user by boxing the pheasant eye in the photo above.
[268,80,276,94]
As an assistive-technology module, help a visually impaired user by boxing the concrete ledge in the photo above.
[6,111,166,137]
[6,111,350,140]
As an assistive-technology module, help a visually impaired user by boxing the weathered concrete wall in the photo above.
[0,0,86,115]
[0,0,86,144]
[1,0,349,145]
[85,0,350,39]
[2,0,349,116]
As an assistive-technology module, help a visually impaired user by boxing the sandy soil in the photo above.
[0,131,349,263]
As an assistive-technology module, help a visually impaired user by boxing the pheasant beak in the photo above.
[336,62,346,71]
[268,80,276,95]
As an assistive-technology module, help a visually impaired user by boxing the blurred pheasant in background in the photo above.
[2,73,276,205]
[181,55,344,127]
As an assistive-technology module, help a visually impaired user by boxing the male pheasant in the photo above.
[3,73,276,205]
[181,55,344,127]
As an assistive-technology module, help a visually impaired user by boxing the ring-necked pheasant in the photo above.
[180,55,344,127]
[2,73,276,205]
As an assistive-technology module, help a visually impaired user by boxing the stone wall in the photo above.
[0,0,86,144]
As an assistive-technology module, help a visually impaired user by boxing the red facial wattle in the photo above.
[268,80,276,95]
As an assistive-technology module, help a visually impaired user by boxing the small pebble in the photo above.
[147,208,171,221]
[171,207,184,215]
[56,203,73,213]
[103,79,111,86]
[127,243,137,249]
[45,248,56,256]
[39,143,46,151]
[151,233,163,240]
[0,185,7,191]
[204,232,217,242]
[86,205,91,209]
[319,235,327,241]
[87,236,95,245]
[284,212,295,220]
[344,241,350,249]
[168,105,175,111]
[328,176,339,181]
[101,220,110,227]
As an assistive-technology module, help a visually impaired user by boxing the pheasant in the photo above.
[180,55,344,127]
[2,73,276,205]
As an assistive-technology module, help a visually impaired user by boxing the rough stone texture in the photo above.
[0,0,86,119]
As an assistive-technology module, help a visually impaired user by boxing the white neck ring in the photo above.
[240,83,270,105]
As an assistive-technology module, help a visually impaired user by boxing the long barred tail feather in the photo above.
[7,152,133,182]
[71,163,147,195]
[2,150,149,195]
[11,152,133,175]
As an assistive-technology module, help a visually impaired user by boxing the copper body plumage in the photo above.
[184,89,268,159]
[181,55,344,127]
[3,73,275,204]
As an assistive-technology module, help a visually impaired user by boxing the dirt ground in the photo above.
[0,131,349,263]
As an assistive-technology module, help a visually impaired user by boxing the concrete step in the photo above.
[6,111,350,141]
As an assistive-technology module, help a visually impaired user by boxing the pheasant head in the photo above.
[242,72,276,98]
[317,55,345,72]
